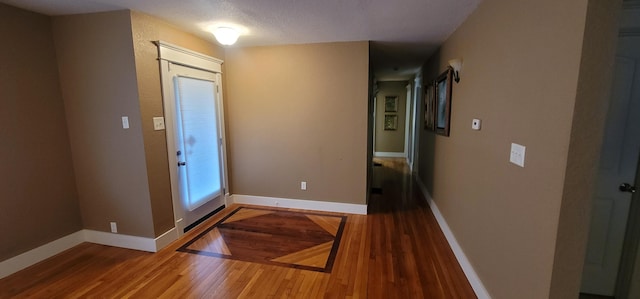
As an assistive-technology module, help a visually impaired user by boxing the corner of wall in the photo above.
[549,0,622,297]
[52,10,155,239]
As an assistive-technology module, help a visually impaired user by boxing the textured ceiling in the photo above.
[2,0,481,80]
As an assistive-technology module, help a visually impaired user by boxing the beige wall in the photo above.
[53,11,155,238]
[375,81,408,153]
[225,42,369,205]
[130,11,226,236]
[417,0,619,298]
[0,4,82,262]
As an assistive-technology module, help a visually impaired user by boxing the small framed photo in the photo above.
[424,82,435,131]
[384,115,398,130]
[385,96,398,112]
[435,68,453,136]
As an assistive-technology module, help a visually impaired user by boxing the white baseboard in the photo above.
[155,227,178,250]
[0,227,180,279]
[374,152,406,158]
[230,194,367,215]
[0,231,84,279]
[83,230,157,252]
[414,178,491,299]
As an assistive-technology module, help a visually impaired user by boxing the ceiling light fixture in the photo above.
[448,58,462,83]
[214,27,239,46]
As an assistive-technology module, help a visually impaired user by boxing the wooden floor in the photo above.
[0,158,475,298]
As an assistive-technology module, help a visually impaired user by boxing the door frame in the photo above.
[616,151,640,298]
[404,83,413,163]
[156,41,229,237]
[411,75,422,173]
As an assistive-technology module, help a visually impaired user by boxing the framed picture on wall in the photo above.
[384,115,398,130]
[424,82,436,131]
[435,68,453,136]
[385,96,398,112]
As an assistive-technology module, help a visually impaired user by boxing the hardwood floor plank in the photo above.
[223,208,275,223]
[272,241,333,267]
[187,227,231,255]
[306,214,342,236]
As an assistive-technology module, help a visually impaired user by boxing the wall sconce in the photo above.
[448,58,462,83]
[213,27,239,46]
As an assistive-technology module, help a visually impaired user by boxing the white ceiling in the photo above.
[2,0,481,80]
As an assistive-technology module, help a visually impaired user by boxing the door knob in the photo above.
[619,183,636,193]
[178,161,186,166]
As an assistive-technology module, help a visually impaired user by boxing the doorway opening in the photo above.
[580,6,640,297]
[373,81,412,159]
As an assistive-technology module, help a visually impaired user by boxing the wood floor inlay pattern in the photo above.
[178,207,347,273]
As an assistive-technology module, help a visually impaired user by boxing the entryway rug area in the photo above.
[177,207,347,273]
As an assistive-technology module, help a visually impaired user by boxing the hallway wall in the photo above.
[417,0,620,298]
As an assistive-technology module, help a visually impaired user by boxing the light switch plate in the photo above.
[472,119,481,130]
[510,143,526,167]
[153,117,165,131]
[121,116,129,129]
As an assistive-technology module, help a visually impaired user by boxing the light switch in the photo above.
[153,117,165,131]
[472,119,481,130]
[510,143,526,167]
[121,116,129,129]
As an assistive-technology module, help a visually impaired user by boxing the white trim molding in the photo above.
[404,83,412,161]
[0,231,85,279]
[83,230,157,252]
[374,152,406,158]
[0,227,179,279]
[84,227,178,253]
[414,177,492,299]
[155,41,223,73]
[155,227,178,250]
[230,194,367,215]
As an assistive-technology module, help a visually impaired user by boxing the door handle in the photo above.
[619,183,636,193]
[178,161,186,167]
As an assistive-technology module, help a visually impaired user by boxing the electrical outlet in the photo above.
[110,222,118,233]
[301,181,307,190]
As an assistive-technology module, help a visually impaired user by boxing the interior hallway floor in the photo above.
[0,157,475,298]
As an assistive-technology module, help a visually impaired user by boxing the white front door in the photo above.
[581,54,640,295]
[161,62,226,235]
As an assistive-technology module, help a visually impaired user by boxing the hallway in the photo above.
[0,158,475,298]
[367,158,475,298]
